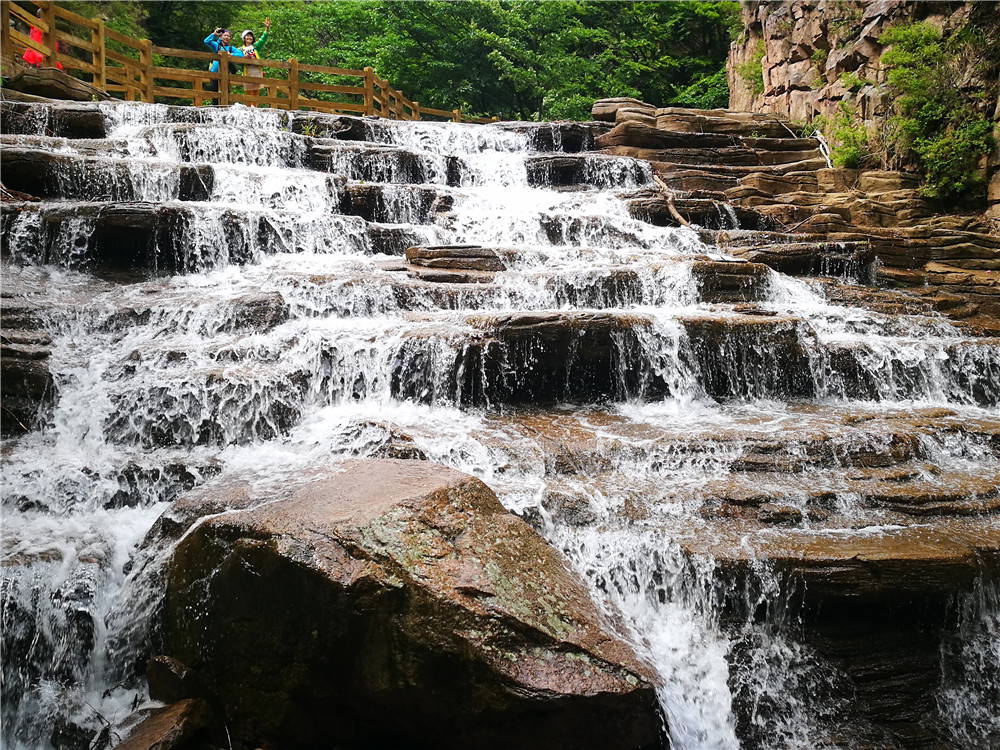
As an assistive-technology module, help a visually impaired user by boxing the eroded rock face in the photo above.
[727,1,1000,218]
[590,96,999,332]
[163,459,664,750]
[1,289,53,435]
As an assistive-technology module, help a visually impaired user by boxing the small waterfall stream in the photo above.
[2,101,998,750]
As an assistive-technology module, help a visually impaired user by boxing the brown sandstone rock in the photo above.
[1,296,54,433]
[405,244,505,271]
[112,699,213,750]
[615,108,657,127]
[1,59,110,103]
[654,107,793,138]
[0,99,108,138]
[163,459,664,750]
[591,97,655,122]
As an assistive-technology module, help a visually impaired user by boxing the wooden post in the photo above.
[1,3,12,64]
[452,108,461,123]
[363,66,374,116]
[140,38,153,102]
[92,19,106,89]
[288,58,298,111]
[126,64,136,101]
[193,77,203,107]
[219,50,230,106]
[412,101,419,121]
[40,0,56,68]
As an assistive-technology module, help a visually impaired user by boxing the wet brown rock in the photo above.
[690,260,770,303]
[1,98,107,139]
[0,148,214,202]
[289,111,371,141]
[113,699,213,750]
[728,239,874,278]
[1,329,54,435]
[308,141,439,184]
[146,656,216,706]
[339,183,443,223]
[405,244,505,272]
[216,292,289,333]
[679,313,814,400]
[163,459,664,750]
[680,517,998,599]
[629,194,767,230]
[525,153,647,187]
[757,502,804,525]
[499,121,609,153]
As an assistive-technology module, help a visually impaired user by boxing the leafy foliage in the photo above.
[879,21,996,200]
[735,39,764,96]
[823,103,873,170]
[57,0,741,120]
[671,70,730,110]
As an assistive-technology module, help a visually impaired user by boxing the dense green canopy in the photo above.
[61,0,740,120]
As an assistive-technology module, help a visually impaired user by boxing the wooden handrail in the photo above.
[1,0,493,122]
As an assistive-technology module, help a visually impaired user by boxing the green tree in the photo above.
[55,0,740,121]
[879,21,996,200]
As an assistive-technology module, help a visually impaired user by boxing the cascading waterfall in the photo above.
[2,99,998,750]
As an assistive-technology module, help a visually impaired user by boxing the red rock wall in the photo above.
[728,0,1000,218]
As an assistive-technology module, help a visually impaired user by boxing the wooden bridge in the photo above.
[1,0,495,123]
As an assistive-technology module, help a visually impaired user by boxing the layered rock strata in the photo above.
[593,98,1000,332]
[727,0,1000,219]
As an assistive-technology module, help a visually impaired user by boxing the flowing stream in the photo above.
[2,101,998,750]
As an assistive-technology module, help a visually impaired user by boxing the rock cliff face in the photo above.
[728,0,1000,218]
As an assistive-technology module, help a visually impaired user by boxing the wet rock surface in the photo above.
[162,459,663,750]
[592,98,1000,330]
[3,98,998,750]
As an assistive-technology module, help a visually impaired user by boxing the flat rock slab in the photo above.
[654,107,793,138]
[1,60,111,103]
[164,459,664,750]
[406,244,505,271]
[674,516,1000,599]
[0,99,107,138]
[591,97,655,122]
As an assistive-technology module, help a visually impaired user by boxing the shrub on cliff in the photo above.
[879,22,996,201]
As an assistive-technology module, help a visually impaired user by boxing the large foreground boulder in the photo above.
[162,459,664,750]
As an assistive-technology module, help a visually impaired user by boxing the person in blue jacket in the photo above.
[203,27,243,92]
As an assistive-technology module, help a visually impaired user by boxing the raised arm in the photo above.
[256,18,271,50]
[204,30,220,52]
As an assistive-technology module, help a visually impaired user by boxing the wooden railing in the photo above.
[1,0,496,123]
